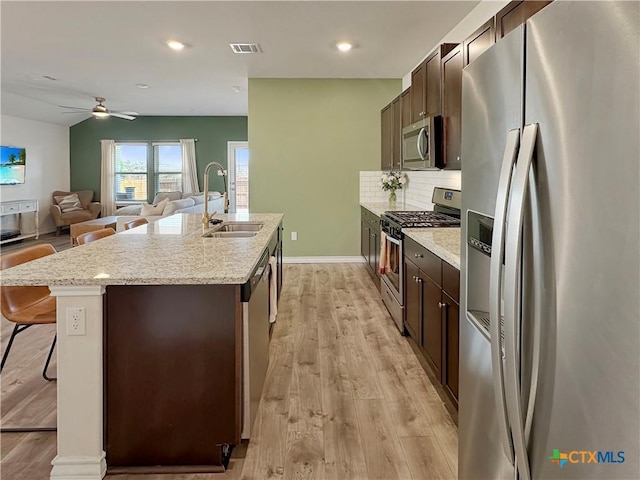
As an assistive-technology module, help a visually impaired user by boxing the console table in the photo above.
[0,199,39,245]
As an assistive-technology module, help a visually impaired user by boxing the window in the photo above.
[115,143,148,202]
[154,143,182,193]
[115,142,183,203]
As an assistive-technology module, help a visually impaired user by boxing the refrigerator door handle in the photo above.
[489,128,521,464]
[524,166,543,446]
[504,123,538,480]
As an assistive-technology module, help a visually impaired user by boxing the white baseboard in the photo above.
[283,256,365,264]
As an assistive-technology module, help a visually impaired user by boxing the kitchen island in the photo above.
[0,213,284,480]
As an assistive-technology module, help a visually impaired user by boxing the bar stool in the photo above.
[124,218,149,230]
[76,227,116,245]
[0,244,57,381]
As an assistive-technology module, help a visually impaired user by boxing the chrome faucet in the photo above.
[203,161,229,228]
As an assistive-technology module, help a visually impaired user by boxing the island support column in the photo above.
[48,286,107,480]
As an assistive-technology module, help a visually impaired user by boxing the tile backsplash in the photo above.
[360,170,461,209]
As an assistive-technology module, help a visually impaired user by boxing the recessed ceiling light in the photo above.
[231,85,242,93]
[167,40,186,51]
[136,83,150,89]
[337,42,353,52]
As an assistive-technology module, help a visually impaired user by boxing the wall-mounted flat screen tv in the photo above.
[0,146,26,185]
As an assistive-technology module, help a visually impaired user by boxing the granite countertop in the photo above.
[403,227,461,270]
[1,213,284,286]
[360,200,424,217]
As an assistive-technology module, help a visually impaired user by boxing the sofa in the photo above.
[114,191,225,231]
[50,190,102,235]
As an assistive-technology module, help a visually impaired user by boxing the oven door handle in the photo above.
[384,234,401,246]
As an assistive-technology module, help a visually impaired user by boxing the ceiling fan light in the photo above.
[92,107,109,118]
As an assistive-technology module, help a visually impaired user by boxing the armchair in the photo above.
[50,190,102,235]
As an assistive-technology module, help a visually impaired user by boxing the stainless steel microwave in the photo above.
[401,116,443,169]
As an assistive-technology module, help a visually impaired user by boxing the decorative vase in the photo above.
[388,190,397,206]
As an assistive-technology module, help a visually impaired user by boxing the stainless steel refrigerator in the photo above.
[459,2,639,479]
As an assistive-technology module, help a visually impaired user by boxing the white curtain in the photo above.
[100,139,116,216]
[180,139,199,194]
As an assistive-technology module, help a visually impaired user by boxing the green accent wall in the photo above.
[248,78,401,257]
[70,116,247,198]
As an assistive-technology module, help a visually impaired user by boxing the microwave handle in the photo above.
[416,127,426,160]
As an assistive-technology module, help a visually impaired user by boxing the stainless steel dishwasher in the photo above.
[240,248,271,439]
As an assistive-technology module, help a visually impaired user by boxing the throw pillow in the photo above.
[55,194,83,213]
[163,198,196,216]
[139,197,169,216]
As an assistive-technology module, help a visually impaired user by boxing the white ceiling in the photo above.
[1,1,478,126]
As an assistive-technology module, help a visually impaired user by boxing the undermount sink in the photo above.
[202,222,264,238]
[218,223,263,232]
[204,231,258,238]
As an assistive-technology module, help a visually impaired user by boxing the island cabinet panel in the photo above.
[104,284,242,471]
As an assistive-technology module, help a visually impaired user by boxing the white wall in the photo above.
[0,115,70,233]
[402,0,510,89]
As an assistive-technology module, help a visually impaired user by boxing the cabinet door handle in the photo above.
[414,253,423,258]
[439,302,447,309]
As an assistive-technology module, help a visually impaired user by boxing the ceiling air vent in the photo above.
[229,43,262,54]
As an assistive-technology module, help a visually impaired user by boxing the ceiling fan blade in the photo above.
[110,112,136,121]
[58,105,90,111]
[113,111,138,116]
[61,111,90,114]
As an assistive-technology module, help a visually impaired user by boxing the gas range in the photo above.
[380,188,461,240]
[383,210,461,228]
[378,187,461,334]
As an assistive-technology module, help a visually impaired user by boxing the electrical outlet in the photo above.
[291,231,298,241]
[66,307,86,336]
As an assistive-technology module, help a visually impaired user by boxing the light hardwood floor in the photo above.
[0,264,458,480]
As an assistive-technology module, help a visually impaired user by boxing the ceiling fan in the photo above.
[59,97,138,120]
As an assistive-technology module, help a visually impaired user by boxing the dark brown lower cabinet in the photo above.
[404,260,421,340]
[421,274,442,381]
[442,292,459,405]
[361,207,380,288]
[404,241,460,408]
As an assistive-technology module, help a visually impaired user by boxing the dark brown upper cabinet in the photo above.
[410,63,426,124]
[401,89,411,129]
[410,44,458,124]
[380,103,393,170]
[495,1,553,39]
[392,96,402,170]
[442,45,463,170]
[463,17,496,67]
